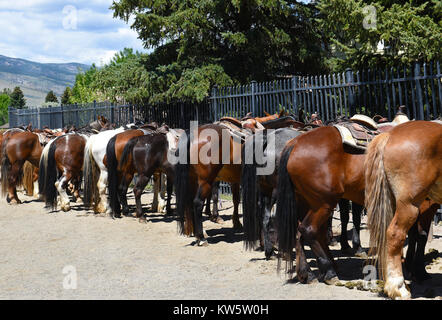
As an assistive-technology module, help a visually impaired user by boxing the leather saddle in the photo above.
[334,115,380,150]
[216,117,258,141]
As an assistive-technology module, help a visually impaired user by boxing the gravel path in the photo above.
[0,190,441,300]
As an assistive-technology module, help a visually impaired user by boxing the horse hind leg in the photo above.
[152,172,160,212]
[133,173,151,222]
[299,205,339,285]
[337,199,352,254]
[119,173,133,216]
[193,182,212,246]
[7,162,23,204]
[384,202,419,300]
[96,171,111,216]
[351,202,366,257]
[55,171,72,212]
[231,183,242,230]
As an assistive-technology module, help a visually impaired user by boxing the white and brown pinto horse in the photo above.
[38,132,88,211]
[365,120,442,299]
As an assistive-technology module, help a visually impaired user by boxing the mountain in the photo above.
[0,55,90,107]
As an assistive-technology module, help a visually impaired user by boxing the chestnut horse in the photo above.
[365,121,442,299]
[275,112,410,285]
[1,131,43,203]
[38,133,88,211]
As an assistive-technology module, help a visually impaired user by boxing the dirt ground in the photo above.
[0,188,441,300]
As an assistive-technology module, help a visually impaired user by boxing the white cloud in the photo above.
[0,0,146,65]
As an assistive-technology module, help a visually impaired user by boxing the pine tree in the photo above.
[9,87,26,109]
[45,90,59,103]
[60,87,72,105]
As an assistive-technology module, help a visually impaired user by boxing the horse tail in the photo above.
[241,134,265,250]
[22,161,35,196]
[83,137,99,209]
[0,141,10,197]
[364,132,394,280]
[38,139,58,209]
[106,135,120,216]
[276,141,297,275]
[174,130,194,236]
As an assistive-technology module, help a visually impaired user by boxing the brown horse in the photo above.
[175,112,300,246]
[105,123,163,217]
[118,130,181,220]
[365,121,442,299]
[38,133,88,211]
[1,131,43,203]
[275,111,412,285]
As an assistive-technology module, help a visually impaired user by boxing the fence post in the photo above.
[345,68,355,117]
[129,103,134,123]
[93,100,97,120]
[211,85,218,122]
[414,62,424,120]
[292,76,298,116]
[75,103,79,127]
[109,103,114,124]
[251,80,257,116]
[8,106,12,128]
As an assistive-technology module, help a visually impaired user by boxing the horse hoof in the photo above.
[324,276,340,286]
[354,249,368,259]
[197,240,209,247]
[138,217,148,223]
[61,206,71,212]
[384,277,411,300]
[210,216,224,224]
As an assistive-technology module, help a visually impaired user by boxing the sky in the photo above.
[0,0,146,66]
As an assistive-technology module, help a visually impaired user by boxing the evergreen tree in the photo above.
[45,90,59,103]
[9,86,26,109]
[110,0,326,102]
[60,87,72,105]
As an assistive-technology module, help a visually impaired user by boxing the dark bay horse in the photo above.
[118,130,181,221]
[365,121,441,299]
[241,127,303,259]
[105,124,159,217]
[1,131,43,203]
[38,133,88,211]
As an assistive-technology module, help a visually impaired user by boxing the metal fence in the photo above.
[211,61,442,122]
[9,101,135,129]
[9,60,442,130]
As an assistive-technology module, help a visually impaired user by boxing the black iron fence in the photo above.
[9,101,134,129]
[210,61,442,122]
[8,61,442,129]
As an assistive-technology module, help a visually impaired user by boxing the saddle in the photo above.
[216,117,258,141]
[334,115,380,151]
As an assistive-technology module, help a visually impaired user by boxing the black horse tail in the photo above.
[0,140,10,198]
[106,135,121,217]
[174,130,194,236]
[38,139,58,209]
[276,141,297,275]
[241,133,267,250]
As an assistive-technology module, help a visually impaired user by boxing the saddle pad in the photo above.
[334,122,379,150]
